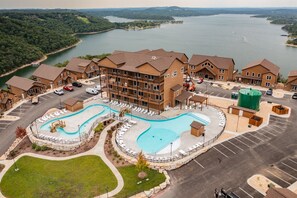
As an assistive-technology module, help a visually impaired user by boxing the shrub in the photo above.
[94,123,104,133]
[32,143,37,150]
[15,127,27,139]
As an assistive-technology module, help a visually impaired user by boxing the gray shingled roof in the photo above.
[32,64,64,81]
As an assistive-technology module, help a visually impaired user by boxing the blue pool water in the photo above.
[40,104,210,153]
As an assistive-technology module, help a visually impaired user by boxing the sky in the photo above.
[0,0,296,9]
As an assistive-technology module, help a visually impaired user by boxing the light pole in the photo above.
[170,142,173,157]
[12,157,19,172]
[78,124,81,142]
[202,133,205,147]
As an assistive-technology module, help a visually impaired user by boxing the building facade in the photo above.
[285,71,297,91]
[188,54,235,81]
[6,76,46,99]
[65,58,99,80]
[32,64,72,89]
[0,89,17,112]
[237,59,280,88]
[98,49,188,112]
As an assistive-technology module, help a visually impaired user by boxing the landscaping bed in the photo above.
[104,122,131,167]
[0,155,117,198]
[7,119,114,159]
[115,165,166,198]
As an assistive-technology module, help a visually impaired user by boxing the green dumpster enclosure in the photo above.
[237,88,262,111]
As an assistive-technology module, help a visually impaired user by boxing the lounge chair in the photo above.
[63,109,67,113]
[54,111,60,116]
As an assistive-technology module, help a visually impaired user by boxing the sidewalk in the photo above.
[0,120,124,198]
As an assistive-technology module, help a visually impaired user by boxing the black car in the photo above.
[292,93,297,99]
[72,81,82,87]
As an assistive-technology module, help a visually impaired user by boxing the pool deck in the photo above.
[121,105,224,157]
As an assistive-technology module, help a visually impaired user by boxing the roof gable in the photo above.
[32,64,64,81]
[189,54,234,70]
[6,76,36,91]
[243,59,280,76]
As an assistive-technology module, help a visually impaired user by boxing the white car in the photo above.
[86,88,98,95]
[54,89,64,96]
[94,85,101,91]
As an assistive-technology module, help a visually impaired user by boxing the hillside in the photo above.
[0,10,115,75]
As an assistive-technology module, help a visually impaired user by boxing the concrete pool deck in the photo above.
[120,105,224,157]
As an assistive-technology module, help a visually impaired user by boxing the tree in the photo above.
[15,127,27,139]
[136,151,149,179]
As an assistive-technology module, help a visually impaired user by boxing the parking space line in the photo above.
[289,158,297,165]
[265,170,291,185]
[239,187,254,198]
[241,135,257,145]
[193,159,205,169]
[220,143,236,154]
[255,132,270,140]
[234,137,251,148]
[248,133,264,141]
[227,140,244,151]
[262,129,277,137]
[210,92,214,95]
[213,146,229,158]
[266,126,282,134]
[273,166,297,180]
[282,162,297,172]
[216,93,222,97]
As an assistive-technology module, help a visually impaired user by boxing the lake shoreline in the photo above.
[0,28,118,78]
[0,39,82,78]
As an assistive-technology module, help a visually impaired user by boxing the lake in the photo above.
[1,14,296,87]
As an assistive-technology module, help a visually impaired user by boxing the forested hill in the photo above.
[0,10,115,75]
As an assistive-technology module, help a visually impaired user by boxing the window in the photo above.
[172,71,177,77]
[266,76,272,80]
[122,88,127,92]
[142,101,148,106]
[108,85,112,89]
[219,76,224,80]
[133,81,139,86]
[144,83,148,89]
[220,69,225,73]
[246,72,249,76]
[211,65,213,68]
[111,94,115,98]
[138,91,144,96]
[155,95,162,100]
[265,82,271,87]
[116,77,121,83]
[181,67,184,73]
[144,75,148,78]
[135,73,141,78]
[202,63,204,66]
[124,71,128,75]
[257,73,261,78]
[112,69,117,73]
[148,75,154,80]
[252,73,255,77]
[164,74,170,78]
[153,85,160,91]
[191,65,196,70]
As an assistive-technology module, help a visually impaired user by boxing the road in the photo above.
[0,80,101,156]
[159,83,297,198]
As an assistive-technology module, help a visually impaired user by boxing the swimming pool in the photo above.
[40,104,210,153]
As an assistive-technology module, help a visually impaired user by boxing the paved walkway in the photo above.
[0,121,124,198]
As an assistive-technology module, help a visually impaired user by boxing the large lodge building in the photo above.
[98,49,188,111]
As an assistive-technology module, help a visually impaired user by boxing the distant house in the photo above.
[65,58,99,80]
[0,89,17,112]
[6,76,46,99]
[285,70,297,91]
[237,59,280,88]
[188,54,235,81]
[265,187,297,198]
[32,64,73,89]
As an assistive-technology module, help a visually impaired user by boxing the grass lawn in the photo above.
[0,155,117,198]
[115,165,166,198]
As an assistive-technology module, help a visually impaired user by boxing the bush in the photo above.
[32,143,48,151]
[94,123,104,133]
[32,143,37,150]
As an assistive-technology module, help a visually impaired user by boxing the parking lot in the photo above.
[165,115,291,198]
[0,120,13,133]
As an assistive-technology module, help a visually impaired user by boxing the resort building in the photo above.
[285,70,297,91]
[6,76,46,99]
[32,64,72,89]
[188,54,235,81]
[97,49,188,112]
[0,89,16,112]
[65,58,99,80]
[237,59,280,88]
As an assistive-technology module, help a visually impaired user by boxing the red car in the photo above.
[197,78,204,84]
[63,85,74,91]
